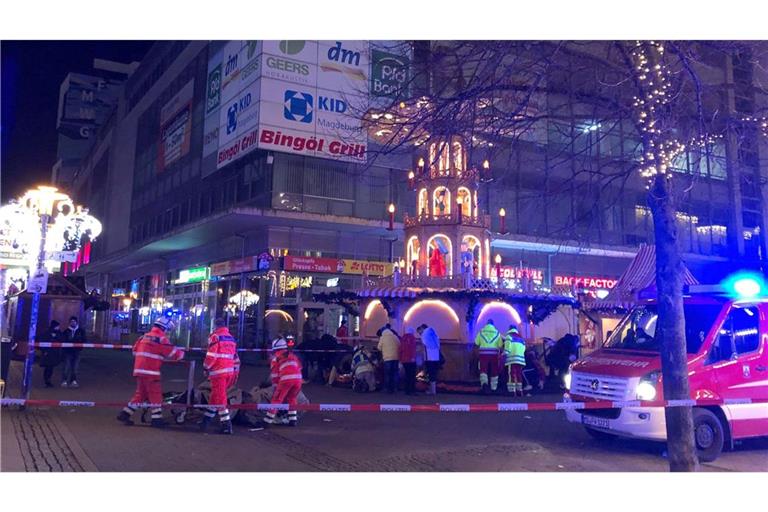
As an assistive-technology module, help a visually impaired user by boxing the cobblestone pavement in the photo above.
[4,408,97,472]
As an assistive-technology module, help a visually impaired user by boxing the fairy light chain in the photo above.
[742,115,768,138]
[630,42,735,186]
[630,41,683,181]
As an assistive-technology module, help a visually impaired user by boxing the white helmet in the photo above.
[153,316,175,332]
[271,337,288,351]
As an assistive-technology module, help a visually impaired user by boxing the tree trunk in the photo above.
[649,175,700,472]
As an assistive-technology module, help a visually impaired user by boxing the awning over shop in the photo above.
[80,206,400,276]
[585,244,699,310]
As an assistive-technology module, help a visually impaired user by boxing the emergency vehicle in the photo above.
[563,276,768,461]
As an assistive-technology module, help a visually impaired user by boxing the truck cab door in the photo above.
[706,303,768,439]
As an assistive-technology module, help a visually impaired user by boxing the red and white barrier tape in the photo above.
[27,342,348,353]
[3,397,767,412]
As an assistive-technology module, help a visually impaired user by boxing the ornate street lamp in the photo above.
[0,186,102,399]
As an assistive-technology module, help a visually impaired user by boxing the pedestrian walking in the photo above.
[264,337,303,426]
[417,323,441,395]
[377,324,400,393]
[503,325,526,396]
[39,320,62,388]
[399,327,418,395]
[116,317,185,428]
[199,318,239,435]
[61,316,86,388]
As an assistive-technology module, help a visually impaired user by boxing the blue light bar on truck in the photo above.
[684,284,727,295]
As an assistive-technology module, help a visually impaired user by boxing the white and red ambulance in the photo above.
[564,284,768,461]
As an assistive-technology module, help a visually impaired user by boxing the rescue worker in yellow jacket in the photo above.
[504,325,526,396]
[474,319,502,393]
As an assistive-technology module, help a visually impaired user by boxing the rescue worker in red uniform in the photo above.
[264,337,303,426]
[117,317,184,427]
[199,318,239,435]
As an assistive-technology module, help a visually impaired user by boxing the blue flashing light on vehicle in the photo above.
[721,271,766,299]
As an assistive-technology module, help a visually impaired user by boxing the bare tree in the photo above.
[363,40,768,471]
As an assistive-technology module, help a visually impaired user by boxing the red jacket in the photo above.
[204,327,239,377]
[336,325,349,339]
[132,327,184,378]
[270,352,303,386]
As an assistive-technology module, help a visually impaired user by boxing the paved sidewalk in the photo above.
[0,410,25,471]
[1,361,98,472]
[2,350,767,471]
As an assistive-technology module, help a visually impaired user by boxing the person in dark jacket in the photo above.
[39,320,63,388]
[61,316,86,388]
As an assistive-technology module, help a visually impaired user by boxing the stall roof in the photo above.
[584,244,699,310]
[357,286,578,306]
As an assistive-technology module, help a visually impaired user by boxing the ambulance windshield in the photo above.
[604,303,723,353]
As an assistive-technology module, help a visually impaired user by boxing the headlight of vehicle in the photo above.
[636,371,661,401]
[563,371,572,391]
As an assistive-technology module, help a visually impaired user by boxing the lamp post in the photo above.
[499,208,507,234]
[494,254,502,286]
[10,186,102,400]
[387,203,395,231]
[407,170,415,190]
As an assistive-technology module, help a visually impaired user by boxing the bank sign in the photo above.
[371,49,410,99]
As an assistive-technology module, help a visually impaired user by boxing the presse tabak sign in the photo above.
[284,256,393,276]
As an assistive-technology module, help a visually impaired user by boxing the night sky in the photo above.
[1,41,155,202]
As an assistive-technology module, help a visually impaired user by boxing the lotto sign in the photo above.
[338,259,394,276]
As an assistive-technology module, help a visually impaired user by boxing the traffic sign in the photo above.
[28,267,49,294]
[45,250,79,263]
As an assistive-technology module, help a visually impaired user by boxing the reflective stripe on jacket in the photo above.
[204,328,238,373]
[132,327,184,378]
[270,352,303,385]
[474,324,502,354]
[504,332,526,365]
